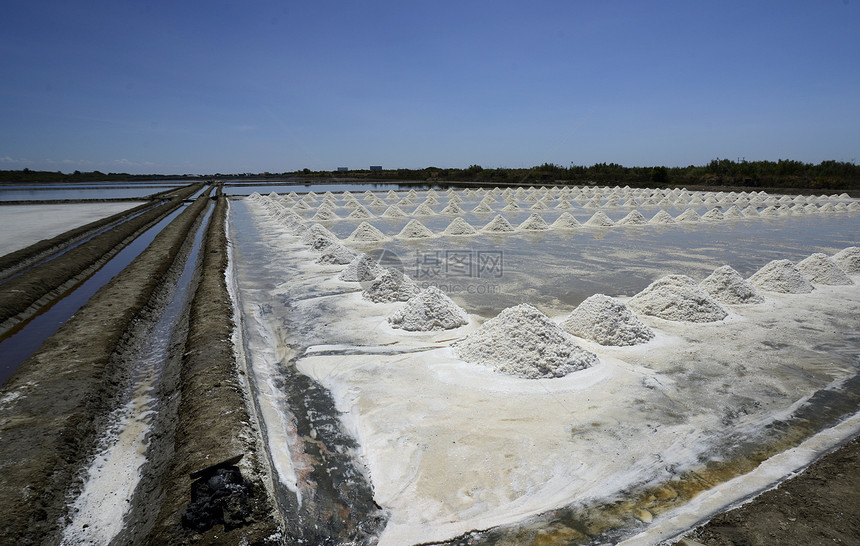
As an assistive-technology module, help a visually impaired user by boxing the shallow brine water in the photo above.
[229,189,859,545]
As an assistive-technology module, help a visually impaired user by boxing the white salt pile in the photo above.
[699,265,765,304]
[529,201,549,210]
[701,208,725,222]
[675,209,701,223]
[748,260,814,293]
[411,203,436,216]
[454,303,598,379]
[363,269,421,303]
[584,211,615,227]
[388,286,469,331]
[628,275,728,322]
[348,205,375,219]
[442,217,478,236]
[796,253,854,285]
[472,201,494,213]
[340,253,382,282]
[741,205,760,217]
[649,210,676,224]
[482,214,515,233]
[617,210,648,225]
[346,222,388,243]
[299,224,338,251]
[316,243,356,265]
[518,213,550,231]
[397,219,434,239]
[381,205,408,218]
[561,294,654,346]
[551,212,581,230]
[723,205,744,219]
[501,202,520,212]
[832,247,860,273]
[310,207,340,222]
[439,202,464,215]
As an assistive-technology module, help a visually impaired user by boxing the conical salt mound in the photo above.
[675,209,701,223]
[386,190,398,200]
[439,201,464,215]
[551,212,581,230]
[796,253,854,285]
[701,208,725,222]
[363,269,420,303]
[310,207,340,222]
[518,213,550,231]
[617,210,648,225]
[529,200,549,210]
[832,247,860,273]
[742,205,760,217]
[300,223,338,251]
[472,201,494,213]
[443,217,478,236]
[422,195,439,205]
[348,204,375,219]
[367,196,387,208]
[292,200,312,211]
[759,205,781,216]
[388,286,469,331]
[339,253,383,282]
[561,294,654,346]
[397,219,434,239]
[482,214,515,233]
[381,205,407,218]
[555,199,572,209]
[346,222,388,243]
[699,265,765,304]
[411,203,436,216]
[454,303,598,379]
[501,202,520,212]
[316,242,356,265]
[584,210,615,227]
[628,275,728,323]
[748,260,813,293]
[649,210,676,224]
[723,205,744,219]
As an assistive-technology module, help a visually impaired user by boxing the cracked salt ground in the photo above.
[233,196,859,544]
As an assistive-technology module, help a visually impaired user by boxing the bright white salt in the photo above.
[397,219,434,239]
[518,213,550,231]
[316,243,355,265]
[482,214,515,233]
[628,275,728,323]
[796,253,854,285]
[748,259,814,294]
[339,253,382,282]
[300,223,338,251]
[363,269,421,303]
[442,217,477,236]
[832,247,860,273]
[346,222,388,243]
[699,265,765,304]
[561,294,654,346]
[388,286,469,331]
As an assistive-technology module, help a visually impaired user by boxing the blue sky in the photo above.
[1,1,858,174]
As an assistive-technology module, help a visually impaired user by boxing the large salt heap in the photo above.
[561,294,654,346]
[454,303,598,379]
[300,223,338,251]
[339,253,382,282]
[699,265,765,304]
[363,269,421,303]
[482,214,515,233]
[832,247,860,273]
[518,213,550,231]
[346,222,388,243]
[442,217,478,236]
[796,253,854,285]
[747,259,814,293]
[316,243,356,265]
[551,212,581,229]
[388,287,469,331]
[628,275,728,322]
[397,219,434,239]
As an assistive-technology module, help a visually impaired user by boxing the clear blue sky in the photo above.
[1,0,858,175]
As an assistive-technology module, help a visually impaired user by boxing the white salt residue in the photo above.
[649,210,676,224]
[584,210,615,227]
[299,223,338,251]
[363,268,421,303]
[397,219,434,239]
[701,208,725,222]
[411,203,436,216]
[316,242,356,265]
[832,246,860,273]
[551,212,581,229]
[748,259,814,293]
[388,286,469,331]
[617,210,648,225]
[346,222,388,243]
[675,208,701,223]
[518,213,550,231]
[482,214,515,233]
[339,253,383,282]
[442,217,477,236]
[796,253,854,285]
[381,205,407,218]
[561,294,654,346]
[439,202,464,215]
[699,265,765,304]
[454,303,598,379]
[628,275,728,322]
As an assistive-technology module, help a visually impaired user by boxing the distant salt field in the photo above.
[229,186,859,544]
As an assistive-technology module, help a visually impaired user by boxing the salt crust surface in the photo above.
[454,303,598,379]
[832,247,860,273]
[363,268,421,303]
[339,253,382,282]
[388,287,470,331]
[561,294,654,346]
[628,275,728,322]
[748,259,814,293]
[796,253,854,285]
[700,265,765,304]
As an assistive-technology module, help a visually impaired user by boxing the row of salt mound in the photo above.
[699,265,765,304]
[388,286,470,331]
[561,294,654,346]
[454,303,599,379]
[627,275,728,322]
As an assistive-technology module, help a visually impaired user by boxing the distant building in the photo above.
[337,167,349,172]
[369,165,383,171]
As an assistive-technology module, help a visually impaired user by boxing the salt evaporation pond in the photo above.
[228,187,859,544]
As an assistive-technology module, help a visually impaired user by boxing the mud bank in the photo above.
[146,195,281,545]
[0,192,210,545]
[0,183,204,333]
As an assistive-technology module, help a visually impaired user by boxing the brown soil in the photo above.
[679,434,860,545]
